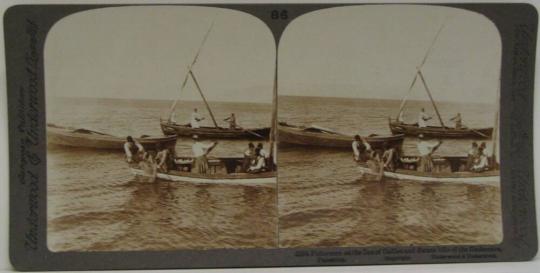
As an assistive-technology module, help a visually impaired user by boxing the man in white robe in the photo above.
[191,135,217,174]
[190,108,205,128]
[418,108,432,128]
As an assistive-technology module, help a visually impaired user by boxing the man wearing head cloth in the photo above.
[191,134,217,174]
[416,134,442,172]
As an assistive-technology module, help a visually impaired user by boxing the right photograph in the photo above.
[277,5,502,248]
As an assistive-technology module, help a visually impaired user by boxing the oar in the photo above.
[204,142,218,156]
[471,129,489,138]
[236,125,265,139]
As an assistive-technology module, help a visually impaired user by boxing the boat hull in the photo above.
[278,124,404,149]
[357,165,499,185]
[160,121,270,139]
[47,126,177,150]
[130,167,276,187]
[389,121,493,139]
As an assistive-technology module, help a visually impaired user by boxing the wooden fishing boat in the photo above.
[358,21,501,185]
[161,22,269,140]
[130,157,276,187]
[388,120,493,139]
[390,21,494,139]
[47,124,177,150]
[357,155,499,184]
[160,119,270,139]
[278,122,404,149]
[135,22,277,187]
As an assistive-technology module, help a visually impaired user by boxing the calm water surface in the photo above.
[47,96,502,251]
[278,96,502,247]
[47,98,277,251]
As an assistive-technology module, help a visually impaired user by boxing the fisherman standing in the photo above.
[224,113,238,129]
[450,113,463,129]
[124,136,145,163]
[191,135,217,174]
[155,143,173,173]
[418,108,432,128]
[190,108,205,128]
[416,134,442,172]
[382,143,397,172]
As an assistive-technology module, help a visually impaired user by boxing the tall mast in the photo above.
[189,70,219,128]
[418,70,446,128]
[269,48,278,168]
[395,20,448,120]
[168,20,215,121]
[395,73,418,120]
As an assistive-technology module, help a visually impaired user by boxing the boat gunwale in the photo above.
[279,124,405,142]
[357,165,500,184]
[388,121,493,133]
[47,127,177,142]
[160,121,270,132]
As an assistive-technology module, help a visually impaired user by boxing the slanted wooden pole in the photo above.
[189,70,219,128]
[168,20,215,121]
[396,73,418,120]
[418,70,446,128]
[395,21,448,122]
[168,67,192,121]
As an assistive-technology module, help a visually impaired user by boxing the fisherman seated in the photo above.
[242,143,255,172]
[466,142,479,170]
[257,143,270,166]
[247,148,266,173]
[471,147,490,172]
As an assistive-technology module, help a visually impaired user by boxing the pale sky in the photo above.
[45,5,501,105]
[45,6,276,103]
[279,5,501,105]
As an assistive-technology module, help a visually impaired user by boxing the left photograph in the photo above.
[45,6,278,251]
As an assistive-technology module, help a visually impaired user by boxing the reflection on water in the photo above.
[47,96,503,251]
[47,98,277,251]
[278,96,502,248]
[48,147,277,251]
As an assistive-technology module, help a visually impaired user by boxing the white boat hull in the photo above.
[357,166,500,185]
[130,168,276,187]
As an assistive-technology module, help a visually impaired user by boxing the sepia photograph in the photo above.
[5,1,540,270]
[45,6,278,251]
[277,5,502,248]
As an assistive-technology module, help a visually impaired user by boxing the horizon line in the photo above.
[278,94,496,105]
[49,95,273,105]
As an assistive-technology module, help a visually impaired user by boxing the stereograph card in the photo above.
[4,2,538,271]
